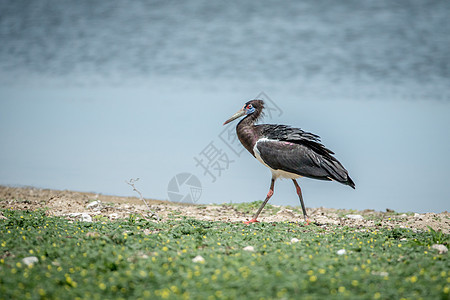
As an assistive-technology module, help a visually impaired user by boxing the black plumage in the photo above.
[224,99,355,224]
[256,125,355,187]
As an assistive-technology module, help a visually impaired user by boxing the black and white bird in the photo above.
[223,100,355,224]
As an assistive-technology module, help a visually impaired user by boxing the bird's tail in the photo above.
[322,159,355,189]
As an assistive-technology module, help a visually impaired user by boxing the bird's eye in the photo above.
[247,104,253,109]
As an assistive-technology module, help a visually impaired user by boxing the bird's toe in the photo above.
[244,219,259,225]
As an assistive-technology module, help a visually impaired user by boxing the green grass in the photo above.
[1,209,449,299]
[226,200,282,215]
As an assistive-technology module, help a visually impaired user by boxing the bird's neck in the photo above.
[236,115,260,157]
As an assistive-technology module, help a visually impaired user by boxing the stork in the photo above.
[223,100,355,224]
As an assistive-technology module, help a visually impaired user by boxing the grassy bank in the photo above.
[0,208,449,299]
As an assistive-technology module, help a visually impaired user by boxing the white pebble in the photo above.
[86,200,101,209]
[67,213,92,222]
[243,246,255,252]
[431,244,448,254]
[80,213,92,222]
[346,214,364,220]
[22,256,39,266]
[109,213,119,220]
[290,238,300,243]
[337,249,346,255]
[372,271,389,277]
[192,255,205,263]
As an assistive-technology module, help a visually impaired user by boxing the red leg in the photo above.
[292,179,310,224]
[244,178,275,224]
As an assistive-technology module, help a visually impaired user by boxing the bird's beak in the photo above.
[223,108,245,125]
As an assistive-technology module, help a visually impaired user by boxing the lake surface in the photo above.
[1,1,449,213]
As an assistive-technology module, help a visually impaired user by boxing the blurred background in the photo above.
[1,0,449,212]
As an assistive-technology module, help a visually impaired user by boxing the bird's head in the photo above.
[223,100,265,125]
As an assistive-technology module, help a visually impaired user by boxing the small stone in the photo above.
[290,238,300,243]
[22,256,39,266]
[337,249,346,255]
[85,232,100,238]
[143,228,154,235]
[86,200,101,209]
[431,244,448,254]
[243,246,255,252]
[346,214,364,220]
[399,214,408,218]
[80,213,92,222]
[192,255,205,263]
[372,271,389,277]
[413,213,423,220]
[109,213,119,220]
[68,213,93,222]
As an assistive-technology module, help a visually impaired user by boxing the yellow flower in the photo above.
[309,275,317,282]
[161,288,170,299]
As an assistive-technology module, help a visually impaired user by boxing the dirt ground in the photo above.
[0,185,449,234]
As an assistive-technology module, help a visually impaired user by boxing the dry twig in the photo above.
[125,178,160,221]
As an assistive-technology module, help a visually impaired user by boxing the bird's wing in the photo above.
[255,125,353,186]
[258,124,336,160]
[254,138,331,180]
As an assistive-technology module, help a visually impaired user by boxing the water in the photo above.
[1,1,449,213]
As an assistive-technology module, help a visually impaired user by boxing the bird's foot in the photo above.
[244,219,259,225]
